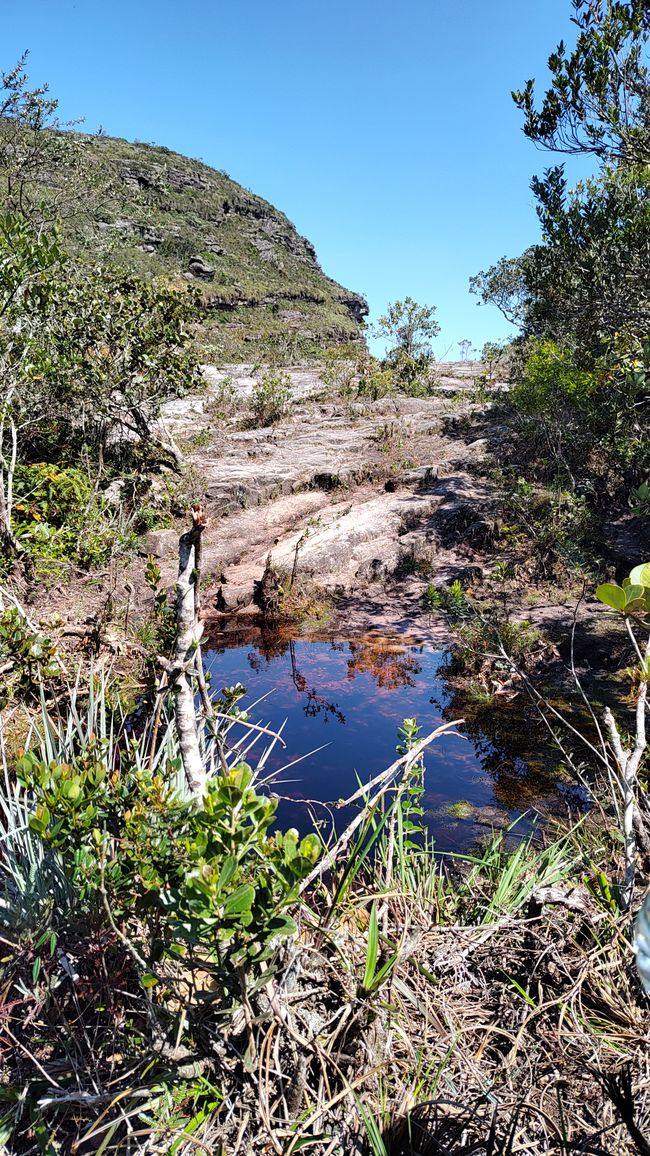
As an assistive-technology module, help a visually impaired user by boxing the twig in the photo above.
[2,1024,62,1088]
[299,720,464,891]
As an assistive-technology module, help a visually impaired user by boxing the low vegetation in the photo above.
[1,3,650,1152]
[1,560,650,1152]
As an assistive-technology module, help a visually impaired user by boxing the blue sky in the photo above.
[7,0,591,356]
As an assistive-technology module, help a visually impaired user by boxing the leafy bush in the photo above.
[16,750,319,969]
[424,579,470,619]
[500,476,595,578]
[6,675,321,976]
[452,616,544,676]
[10,462,132,571]
[511,339,595,418]
[508,335,650,515]
[250,368,292,426]
[0,608,62,707]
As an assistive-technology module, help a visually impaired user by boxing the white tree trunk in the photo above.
[171,506,208,803]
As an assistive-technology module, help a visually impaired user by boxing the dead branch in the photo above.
[169,503,209,802]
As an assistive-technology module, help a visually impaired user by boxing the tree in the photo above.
[376,297,440,388]
[470,253,533,330]
[5,264,201,469]
[512,0,650,165]
[472,164,650,357]
[0,53,88,226]
[474,1,650,360]
[376,297,440,361]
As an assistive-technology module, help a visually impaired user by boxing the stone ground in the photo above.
[146,362,505,640]
[28,360,610,658]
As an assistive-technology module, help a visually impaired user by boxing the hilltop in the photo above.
[43,131,368,360]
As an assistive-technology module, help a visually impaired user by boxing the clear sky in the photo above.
[5,0,591,356]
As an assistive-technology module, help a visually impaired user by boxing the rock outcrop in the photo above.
[37,131,368,360]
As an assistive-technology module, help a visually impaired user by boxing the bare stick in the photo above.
[0,396,21,556]
[170,505,208,802]
[603,633,650,910]
[299,720,464,891]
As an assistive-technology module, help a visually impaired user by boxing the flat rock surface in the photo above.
[155,362,501,635]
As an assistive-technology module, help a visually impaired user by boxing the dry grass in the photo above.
[1,685,649,1154]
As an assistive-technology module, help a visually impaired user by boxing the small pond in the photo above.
[204,629,573,852]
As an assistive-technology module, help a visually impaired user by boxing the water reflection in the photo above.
[346,637,423,689]
[204,629,571,851]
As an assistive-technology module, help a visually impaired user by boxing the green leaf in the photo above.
[629,562,650,589]
[625,584,646,605]
[223,883,255,917]
[299,833,321,864]
[362,903,379,992]
[266,914,297,937]
[595,582,626,610]
[141,973,158,988]
[217,855,237,893]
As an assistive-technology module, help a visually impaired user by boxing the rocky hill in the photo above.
[46,132,368,360]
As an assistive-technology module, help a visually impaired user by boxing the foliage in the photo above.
[0,608,62,707]
[0,674,649,1153]
[9,462,128,570]
[376,297,439,389]
[512,339,595,416]
[5,264,201,467]
[452,615,544,676]
[630,479,650,516]
[481,339,512,382]
[3,672,321,966]
[512,0,650,164]
[499,474,595,578]
[0,52,86,226]
[508,336,650,506]
[472,2,650,577]
[596,559,650,624]
[424,579,471,619]
[138,554,177,658]
[472,164,650,356]
[0,211,63,320]
[15,748,319,969]
[249,368,292,426]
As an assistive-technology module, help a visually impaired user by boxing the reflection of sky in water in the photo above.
[204,639,558,852]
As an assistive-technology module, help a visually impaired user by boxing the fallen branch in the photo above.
[299,719,464,891]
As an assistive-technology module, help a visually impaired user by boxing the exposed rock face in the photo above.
[340,295,369,324]
[166,167,208,191]
[48,131,367,358]
[188,256,215,281]
[156,362,499,635]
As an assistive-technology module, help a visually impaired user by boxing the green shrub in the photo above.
[250,368,292,426]
[12,686,321,979]
[0,608,62,707]
[11,462,130,570]
[511,339,595,418]
[501,476,596,578]
[424,579,470,619]
[453,616,542,675]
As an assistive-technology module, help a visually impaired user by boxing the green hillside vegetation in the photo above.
[70,134,367,361]
[1,113,367,364]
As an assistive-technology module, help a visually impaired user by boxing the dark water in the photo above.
[204,631,569,852]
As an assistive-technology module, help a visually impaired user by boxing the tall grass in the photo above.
[0,675,648,1154]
